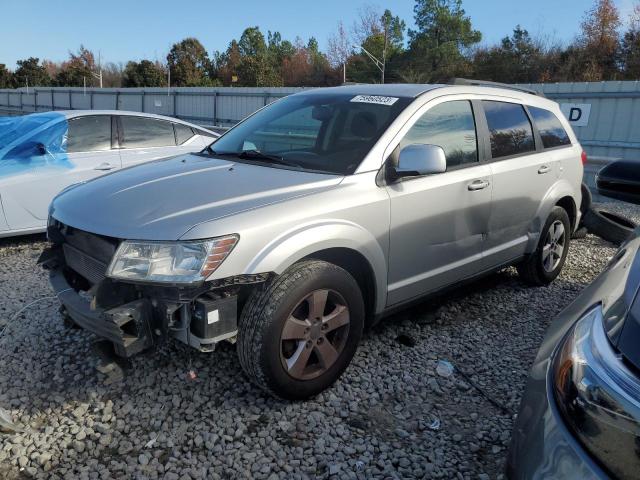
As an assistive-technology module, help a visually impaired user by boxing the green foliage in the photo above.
[472,26,546,83]
[123,60,166,87]
[55,46,95,87]
[407,0,481,81]
[0,64,11,88]
[167,38,214,86]
[13,57,52,87]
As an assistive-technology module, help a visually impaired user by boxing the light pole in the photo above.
[91,51,103,87]
[355,44,385,84]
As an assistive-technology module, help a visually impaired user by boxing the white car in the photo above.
[0,110,218,237]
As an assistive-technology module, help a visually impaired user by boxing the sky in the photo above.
[1,0,637,69]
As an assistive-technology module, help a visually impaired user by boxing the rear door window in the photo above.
[401,100,478,167]
[67,116,112,153]
[119,116,176,148]
[482,101,535,158]
[528,106,571,148]
[174,123,195,145]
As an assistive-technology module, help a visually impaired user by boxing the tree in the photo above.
[578,0,621,80]
[0,64,12,88]
[327,21,352,82]
[166,38,213,86]
[407,0,481,81]
[101,62,124,87]
[350,6,406,83]
[123,60,166,87]
[55,46,96,87]
[621,4,640,79]
[213,40,242,85]
[235,27,281,86]
[472,26,545,83]
[13,57,52,87]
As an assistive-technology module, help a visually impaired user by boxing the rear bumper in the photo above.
[50,268,153,357]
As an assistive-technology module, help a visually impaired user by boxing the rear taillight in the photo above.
[581,151,588,165]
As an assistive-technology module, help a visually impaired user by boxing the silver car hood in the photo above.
[50,154,343,240]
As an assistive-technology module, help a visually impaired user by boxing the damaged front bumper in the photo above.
[40,243,267,358]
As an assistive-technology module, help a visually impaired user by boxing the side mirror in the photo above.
[389,144,446,181]
[6,141,47,160]
[596,160,640,205]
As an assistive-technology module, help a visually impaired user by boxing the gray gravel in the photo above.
[1,202,639,480]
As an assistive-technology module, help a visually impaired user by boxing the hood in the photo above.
[51,154,343,240]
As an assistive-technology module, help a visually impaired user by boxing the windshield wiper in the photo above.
[203,148,301,168]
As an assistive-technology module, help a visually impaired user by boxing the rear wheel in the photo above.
[237,260,364,400]
[517,206,571,286]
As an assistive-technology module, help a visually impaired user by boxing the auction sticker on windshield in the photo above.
[350,95,399,106]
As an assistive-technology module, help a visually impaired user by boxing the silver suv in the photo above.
[41,82,583,399]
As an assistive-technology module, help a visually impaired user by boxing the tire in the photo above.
[579,183,592,221]
[571,226,588,239]
[517,206,571,286]
[237,260,364,400]
[582,208,637,246]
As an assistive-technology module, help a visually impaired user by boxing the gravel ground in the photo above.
[1,202,639,480]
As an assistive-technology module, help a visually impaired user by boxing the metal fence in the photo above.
[0,86,306,127]
[518,81,640,198]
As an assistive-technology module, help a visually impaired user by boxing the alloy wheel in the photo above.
[280,289,350,381]
[542,220,566,273]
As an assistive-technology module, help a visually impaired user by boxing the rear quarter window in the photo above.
[174,123,195,145]
[528,106,571,148]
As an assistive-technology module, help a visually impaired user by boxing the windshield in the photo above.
[0,112,62,150]
[206,92,412,175]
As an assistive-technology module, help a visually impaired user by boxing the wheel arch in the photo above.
[527,180,580,252]
[303,247,378,327]
[556,195,577,231]
[241,220,388,317]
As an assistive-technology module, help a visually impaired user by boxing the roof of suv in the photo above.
[299,83,445,98]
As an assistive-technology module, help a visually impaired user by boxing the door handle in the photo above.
[94,162,115,171]
[468,179,490,191]
[538,165,551,174]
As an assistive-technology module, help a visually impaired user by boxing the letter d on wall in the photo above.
[560,103,591,127]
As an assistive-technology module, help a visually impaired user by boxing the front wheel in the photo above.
[517,206,571,286]
[237,260,364,400]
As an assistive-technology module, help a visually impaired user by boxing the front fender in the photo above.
[244,219,387,314]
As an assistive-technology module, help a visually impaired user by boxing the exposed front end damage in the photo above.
[40,220,269,358]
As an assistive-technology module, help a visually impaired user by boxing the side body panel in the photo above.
[385,165,492,305]
[485,150,559,266]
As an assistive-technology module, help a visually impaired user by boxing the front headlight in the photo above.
[552,305,640,479]
[106,235,238,284]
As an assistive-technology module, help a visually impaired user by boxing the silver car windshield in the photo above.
[205,93,412,175]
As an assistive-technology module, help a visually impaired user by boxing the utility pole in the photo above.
[355,44,385,84]
[167,67,171,97]
[91,51,103,88]
[382,18,388,84]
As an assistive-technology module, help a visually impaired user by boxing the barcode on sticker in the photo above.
[350,95,399,106]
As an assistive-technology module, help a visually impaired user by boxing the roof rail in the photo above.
[448,78,544,97]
